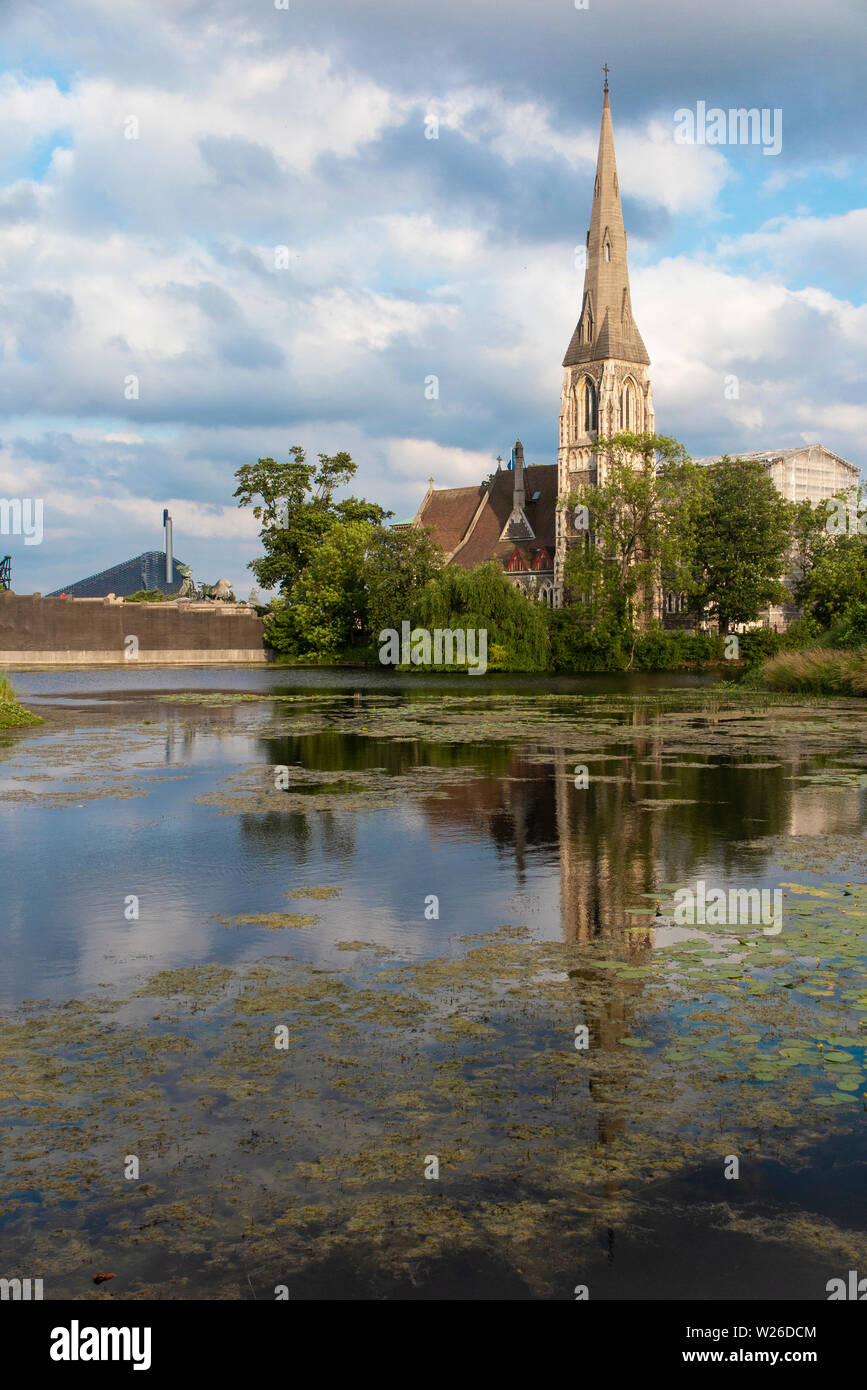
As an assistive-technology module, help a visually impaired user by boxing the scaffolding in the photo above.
[0,555,10,591]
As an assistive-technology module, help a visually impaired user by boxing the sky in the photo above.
[0,0,865,596]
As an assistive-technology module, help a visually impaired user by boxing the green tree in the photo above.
[564,432,707,632]
[411,563,550,671]
[234,447,389,594]
[266,520,375,657]
[363,525,444,638]
[798,531,867,631]
[689,456,792,635]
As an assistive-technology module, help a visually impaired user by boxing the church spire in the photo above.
[562,75,649,368]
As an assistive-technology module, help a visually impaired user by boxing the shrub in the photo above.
[0,670,43,727]
[737,628,783,667]
[548,611,628,672]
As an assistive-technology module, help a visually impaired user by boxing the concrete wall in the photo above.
[0,593,268,665]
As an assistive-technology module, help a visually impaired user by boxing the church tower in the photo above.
[554,72,654,603]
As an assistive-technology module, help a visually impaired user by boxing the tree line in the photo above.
[233,436,866,671]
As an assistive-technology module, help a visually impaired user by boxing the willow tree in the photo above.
[412,563,550,671]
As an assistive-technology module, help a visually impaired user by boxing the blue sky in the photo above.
[0,0,865,594]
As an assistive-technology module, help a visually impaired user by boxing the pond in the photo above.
[1,666,865,1299]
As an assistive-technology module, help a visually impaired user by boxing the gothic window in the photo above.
[621,380,633,431]
[666,591,675,614]
[604,241,611,261]
[584,378,598,434]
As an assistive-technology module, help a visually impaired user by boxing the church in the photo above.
[411,74,858,628]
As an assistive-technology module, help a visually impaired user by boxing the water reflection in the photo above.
[0,675,864,1010]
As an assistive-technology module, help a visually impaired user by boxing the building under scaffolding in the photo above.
[692,444,860,509]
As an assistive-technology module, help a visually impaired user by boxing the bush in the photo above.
[548,612,628,671]
[736,628,783,667]
[0,670,43,727]
[826,601,867,650]
[125,589,168,603]
[549,616,727,673]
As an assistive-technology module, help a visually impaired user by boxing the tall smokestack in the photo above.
[163,508,173,586]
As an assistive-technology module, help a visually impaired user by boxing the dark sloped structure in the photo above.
[48,552,190,599]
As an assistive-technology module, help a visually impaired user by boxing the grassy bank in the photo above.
[758,647,867,696]
[0,672,44,728]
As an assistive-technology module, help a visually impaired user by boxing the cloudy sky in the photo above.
[1,0,865,595]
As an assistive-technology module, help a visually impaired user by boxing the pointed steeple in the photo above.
[563,76,649,367]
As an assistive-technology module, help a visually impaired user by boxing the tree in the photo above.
[689,456,792,635]
[234,447,389,593]
[412,563,550,671]
[264,521,444,659]
[363,525,444,639]
[797,531,867,631]
[564,432,707,632]
[266,520,375,656]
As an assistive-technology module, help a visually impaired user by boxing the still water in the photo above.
[1,666,865,1298]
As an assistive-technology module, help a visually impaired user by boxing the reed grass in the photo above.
[759,647,867,696]
[0,670,43,726]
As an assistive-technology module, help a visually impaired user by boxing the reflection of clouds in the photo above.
[787,785,863,837]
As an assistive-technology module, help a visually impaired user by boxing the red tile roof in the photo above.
[417,465,557,571]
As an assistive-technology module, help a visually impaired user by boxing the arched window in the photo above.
[667,591,675,614]
[604,241,611,262]
[621,380,633,431]
[584,378,598,434]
